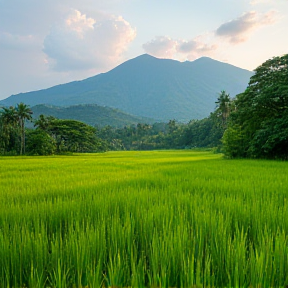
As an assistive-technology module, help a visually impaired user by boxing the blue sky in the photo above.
[0,0,287,100]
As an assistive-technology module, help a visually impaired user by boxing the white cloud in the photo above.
[215,10,278,43]
[43,9,136,71]
[65,9,96,36]
[142,35,217,61]
[142,9,279,63]
[177,37,217,60]
[142,36,177,58]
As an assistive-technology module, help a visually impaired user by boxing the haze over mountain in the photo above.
[0,54,253,122]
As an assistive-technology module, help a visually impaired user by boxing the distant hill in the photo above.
[30,104,155,128]
[0,54,253,122]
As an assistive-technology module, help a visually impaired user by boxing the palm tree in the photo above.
[1,106,18,125]
[34,114,55,131]
[16,103,33,155]
[0,106,18,153]
[215,90,231,129]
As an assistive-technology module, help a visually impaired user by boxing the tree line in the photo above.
[0,105,224,155]
[0,107,107,155]
[96,113,224,151]
[0,96,227,155]
[1,53,287,159]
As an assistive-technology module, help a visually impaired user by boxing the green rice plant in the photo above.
[1,150,288,287]
[86,260,104,288]
[49,259,71,288]
[27,262,47,288]
[105,252,126,287]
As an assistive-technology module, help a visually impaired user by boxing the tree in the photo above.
[215,90,231,129]
[0,106,19,154]
[16,103,33,155]
[222,124,245,158]
[248,111,288,159]
[26,129,56,155]
[223,54,288,159]
[34,116,106,153]
[247,54,288,119]
[1,106,18,125]
[183,114,223,149]
[33,114,55,131]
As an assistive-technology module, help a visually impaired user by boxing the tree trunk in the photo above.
[23,124,26,155]
[20,119,24,155]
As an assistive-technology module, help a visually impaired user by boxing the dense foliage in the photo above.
[0,110,107,155]
[0,103,32,155]
[34,116,107,154]
[222,54,288,159]
[0,103,224,155]
[97,114,223,151]
[0,95,227,155]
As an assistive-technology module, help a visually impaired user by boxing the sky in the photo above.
[0,0,287,100]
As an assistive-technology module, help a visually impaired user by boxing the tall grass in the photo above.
[0,151,288,287]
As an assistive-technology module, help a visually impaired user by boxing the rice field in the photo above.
[0,150,288,288]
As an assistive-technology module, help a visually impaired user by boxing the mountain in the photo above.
[30,104,155,128]
[0,54,253,122]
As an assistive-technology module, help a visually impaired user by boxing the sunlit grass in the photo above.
[0,150,288,287]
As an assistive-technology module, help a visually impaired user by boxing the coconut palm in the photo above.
[1,106,18,126]
[0,106,18,152]
[16,103,33,155]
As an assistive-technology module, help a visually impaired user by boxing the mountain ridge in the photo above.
[30,103,156,128]
[0,54,253,122]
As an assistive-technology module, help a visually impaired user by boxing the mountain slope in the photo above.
[1,54,253,122]
[30,104,155,128]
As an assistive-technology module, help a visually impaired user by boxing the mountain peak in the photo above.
[0,54,253,122]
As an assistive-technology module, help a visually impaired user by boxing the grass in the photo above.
[0,150,288,287]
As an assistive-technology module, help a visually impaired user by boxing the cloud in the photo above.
[215,11,278,43]
[143,9,280,62]
[178,38,217,59]
[0,32,40,51]
[142,36,178,58]
[0,0,114,35]
[142,9,278,62]
[142,35,217,61]
[43,9,136,71]
[65,9,96,36]
[250,0,270,4]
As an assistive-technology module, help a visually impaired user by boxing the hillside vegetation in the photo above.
[31,104,155,128]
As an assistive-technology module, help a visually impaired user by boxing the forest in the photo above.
[0,53,287,159]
